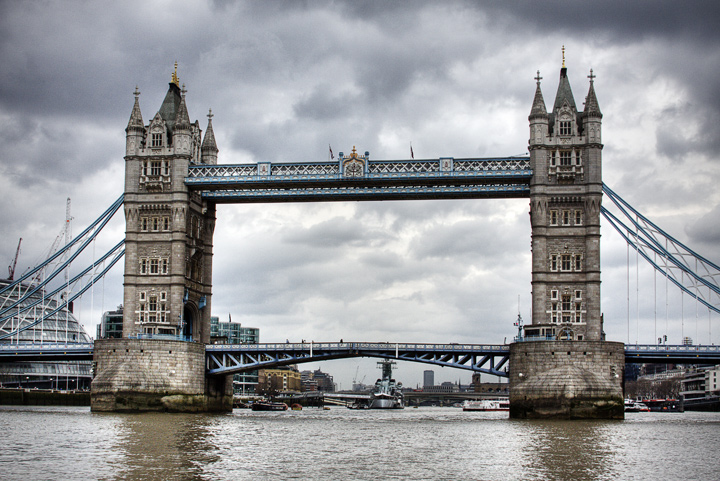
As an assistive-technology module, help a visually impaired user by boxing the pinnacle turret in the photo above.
[201,109,218,164]
[529,71,548,119]
[584,69,602,117]
[126,86,144,132]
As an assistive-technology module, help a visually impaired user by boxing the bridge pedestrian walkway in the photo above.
[2,341,719,375]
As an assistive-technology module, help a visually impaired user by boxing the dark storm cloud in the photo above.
[481,1,720,42]
[0,114,121,185]
[480,1,720,160]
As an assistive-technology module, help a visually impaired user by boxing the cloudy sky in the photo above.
[2,1,719,389]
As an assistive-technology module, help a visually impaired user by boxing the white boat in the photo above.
[462,399,509,411]
[624,399,650,412]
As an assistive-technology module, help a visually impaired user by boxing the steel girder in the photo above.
[624,344,720,364]
[185,157,532,202]
[0,342,94,361]
[205,342,511,377]
[3,341,720,369]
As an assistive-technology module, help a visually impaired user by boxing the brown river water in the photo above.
[1,405,718,480]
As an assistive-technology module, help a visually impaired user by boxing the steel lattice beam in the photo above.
[185,157,532,202]
[205,342,511,377]
[0,342,94,361]
[624,344,720,364]
[2,342,720,368]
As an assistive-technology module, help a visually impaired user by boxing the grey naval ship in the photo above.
[369,359,404,409]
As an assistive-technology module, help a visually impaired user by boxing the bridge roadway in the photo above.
[3,342,720,376]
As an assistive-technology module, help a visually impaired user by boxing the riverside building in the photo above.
[0,279,93,389]
[210,316,259,394]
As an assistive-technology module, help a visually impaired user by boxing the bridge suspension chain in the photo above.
[0,195,125,341]
[601,184,720,315]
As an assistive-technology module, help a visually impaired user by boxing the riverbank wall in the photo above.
[0,388,90,406]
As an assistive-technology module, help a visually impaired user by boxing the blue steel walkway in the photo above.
[205,342,511,377]
[2,342,719,376]
[185,156,532,203]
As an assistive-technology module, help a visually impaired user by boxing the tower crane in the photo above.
[7,238,22,281]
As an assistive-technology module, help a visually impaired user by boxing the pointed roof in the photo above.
[126,86,144,131]
[174,84,191,130]
[584,69,602,117]
[529,71,548,119]
[201,109,218,152]
[553,67,577,113]
[158,82,183,133]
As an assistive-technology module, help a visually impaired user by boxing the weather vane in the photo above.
[171,61,180,86]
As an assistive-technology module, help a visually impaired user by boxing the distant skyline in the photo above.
[1,1,719,389]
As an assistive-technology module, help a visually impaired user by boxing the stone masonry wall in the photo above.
[509,340,624,419]
[91,338,231,412]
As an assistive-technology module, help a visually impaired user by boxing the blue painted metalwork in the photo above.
[0,195,124,297]
[3,341,720,371]
[185,157,532,202]
[0,242,125,340]
[0,195,125,340]
[129,334,194,342]
[206,342,510,377]
[0,342,94,361]
[624,344,720,364]
[601,184,720,314]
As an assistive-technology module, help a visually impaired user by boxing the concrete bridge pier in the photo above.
[508,341,625,419]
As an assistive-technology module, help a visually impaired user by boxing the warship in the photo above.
[368,359,404,409]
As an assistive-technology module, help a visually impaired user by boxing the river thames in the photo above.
[1,405,718,480]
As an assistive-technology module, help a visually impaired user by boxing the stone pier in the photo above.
[91,339,231,413]
[509,341,624,419]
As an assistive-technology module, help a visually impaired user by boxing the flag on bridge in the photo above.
[410,143,414,159]
[329,144,334,159]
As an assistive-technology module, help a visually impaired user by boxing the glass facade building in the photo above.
[210,316,259,394]
[97,306,124,339]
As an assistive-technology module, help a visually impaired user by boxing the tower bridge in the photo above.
[2,57,718,418]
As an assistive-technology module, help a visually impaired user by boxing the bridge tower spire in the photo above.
[92,66,229,413]
[510,54,624,419]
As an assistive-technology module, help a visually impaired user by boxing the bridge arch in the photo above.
[205,342,510,378]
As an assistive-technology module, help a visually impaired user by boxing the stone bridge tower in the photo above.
[509,54,624,419]
[526,58,603,342]
[122,67,217,343]
[91,66,230,412]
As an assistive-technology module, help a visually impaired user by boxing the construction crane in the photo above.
[7,238,22,281]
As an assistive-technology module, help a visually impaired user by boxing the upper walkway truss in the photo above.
[185,156,532,202]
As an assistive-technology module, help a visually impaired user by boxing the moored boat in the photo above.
[368,360,404,409]
[251,400,288,411]
[462,399,509,411]
[624,399,650,412]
